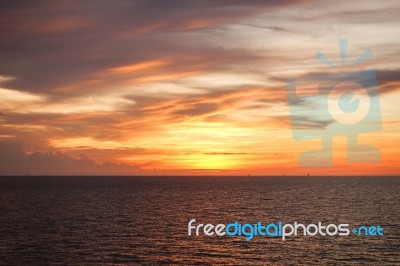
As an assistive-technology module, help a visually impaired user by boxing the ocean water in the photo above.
[0,176,399,265]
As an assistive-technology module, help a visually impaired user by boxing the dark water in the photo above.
[0,176,399,265]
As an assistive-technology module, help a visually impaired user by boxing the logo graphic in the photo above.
[188,219,384,241]
[287,39,381,167]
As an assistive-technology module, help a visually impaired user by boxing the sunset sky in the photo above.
[0,0,399,175]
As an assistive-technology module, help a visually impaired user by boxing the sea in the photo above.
[0,176,399,265]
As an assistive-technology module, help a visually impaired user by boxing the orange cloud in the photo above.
[107,60,170,74]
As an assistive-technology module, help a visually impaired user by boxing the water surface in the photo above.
[0,176,399,265]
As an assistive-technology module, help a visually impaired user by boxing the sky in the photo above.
[0,0,399,175]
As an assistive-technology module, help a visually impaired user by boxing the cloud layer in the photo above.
[0,0,399,175]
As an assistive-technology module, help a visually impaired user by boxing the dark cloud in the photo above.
[290,115,333,129]
[281,68,400,98]
[0,0,304,95]
[173,103,219,116]
[0,139,145,175]
[267,114,333,130]
[377,69,400,94]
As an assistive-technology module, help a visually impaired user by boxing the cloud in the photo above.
[0,0,399,174]
[377,69,400,94]
[203,152,264,155]
[174,103,219,117]
[0,139,144,175]
[0,0,304,94]
[289,115,333,130]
